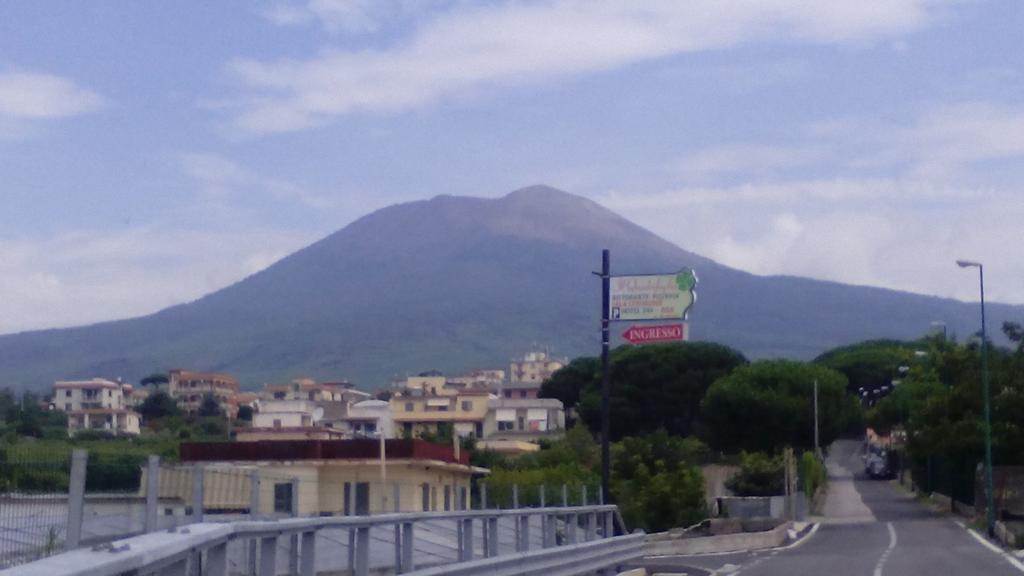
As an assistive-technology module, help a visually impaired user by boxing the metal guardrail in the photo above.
[1,505,639,576]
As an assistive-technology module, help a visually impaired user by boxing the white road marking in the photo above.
[872,522,897,576]
[961,526,1024,573]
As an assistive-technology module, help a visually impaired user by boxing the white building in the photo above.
[339,399,395,439]
[54,378,140,436]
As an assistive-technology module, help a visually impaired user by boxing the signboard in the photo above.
[609,269,697,321]
[622,323,687,344]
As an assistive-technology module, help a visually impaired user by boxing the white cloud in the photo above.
[260,0,445,34]
[231,0,942,133]
[0,72,105,119]
[673,144,825,181]
[181,152,336,209]
[0,227,315,335]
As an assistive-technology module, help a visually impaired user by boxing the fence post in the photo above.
[289,479,300,576]
[191,465,204,523]
[206,541,228,576]
[512,484,519,509]
[562,484,568,507]
[598,485,604,505]
[481,483,488,510]
[259,536,277,576]
[248,470,260,575]
[540,484,546,507]
[458,518,474,561]
[486,517,499,557]
[401,522,414,573]
[355,525,371,576]
[517,515,530,551]
[144,455,160,533]
[65,449,87,551]
[300,531,316,576]
[581,485,588,506]
[393,483,403,572]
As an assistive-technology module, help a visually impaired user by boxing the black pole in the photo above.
[600,249,611,505]
[979,265,995,537]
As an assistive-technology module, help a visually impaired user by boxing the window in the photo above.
[65,403,71,411]
[504,391,511,398]
[475,422,483,437]
[461,401,472,411]
[421,483,431,512]
[65,390,71,397]
[443,485,451,511]
[274,483,293,514]
[273,419,282,429]
[405,402,414,412]
[404,422,414,437]
[519,391,527,398]
[498,421,514,431]
[518,416,525,430]
[107,390,112,397]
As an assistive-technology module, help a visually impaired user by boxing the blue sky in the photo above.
[2,0,1023,334]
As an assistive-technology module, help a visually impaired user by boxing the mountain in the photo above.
[1,185,1020,392]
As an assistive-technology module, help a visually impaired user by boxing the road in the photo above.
[648,440,1023,576]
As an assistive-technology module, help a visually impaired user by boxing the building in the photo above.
[168,369,240,418]
[261,379,371,404]
[501,351,566,399]
[237,399,344,442]
[53,378,140,436]
[446,369,505,389]
[390,389,491,439]
[338,399,395,439]
[164,439,485,515]
[482,398,565,440]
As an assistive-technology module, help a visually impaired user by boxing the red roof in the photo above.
[180,438,470,465]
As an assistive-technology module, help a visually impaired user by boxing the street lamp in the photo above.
[956,259,995,537]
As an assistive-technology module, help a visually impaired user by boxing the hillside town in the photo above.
[48,351,568,457]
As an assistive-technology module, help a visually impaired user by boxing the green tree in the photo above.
[197,394,223,418]
[553,343,746,440]
[814,339,919,395]
[540,357,599,415]
[138,391,180,421]
[139,373,169,387]
[701,360,859,453]
[726,452,784,496]
[237,405,254,421]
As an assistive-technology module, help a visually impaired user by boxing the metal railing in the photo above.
[2,504,641,576]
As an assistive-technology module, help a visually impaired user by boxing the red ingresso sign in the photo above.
[621,323,686,344]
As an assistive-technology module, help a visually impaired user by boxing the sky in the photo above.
[2,0,1023,335]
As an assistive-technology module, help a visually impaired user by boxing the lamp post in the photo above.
[956,259,995,537]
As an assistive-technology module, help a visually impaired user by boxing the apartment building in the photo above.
[501,351,566,399]
[53,378,140,436]
[390,389,490,439]
[338,399,394,439]
[168,369,240,418]
[261,379,371,404]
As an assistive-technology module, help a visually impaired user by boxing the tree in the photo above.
[546,343,747,441]
[814,339,920,395]
[725,452,784,496]
[540,357,599,413]
[237,405,254,422]
[701,360,860,453]
[140,373,169,388]
[197,394,223,418]
[138,391,180,421]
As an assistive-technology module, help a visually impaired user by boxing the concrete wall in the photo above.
[645,521,790,556]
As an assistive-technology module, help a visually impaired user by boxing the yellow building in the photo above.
[168,369,240,418]
[161,439,484,515]
[390,390,491,439]
[54,378,140,436]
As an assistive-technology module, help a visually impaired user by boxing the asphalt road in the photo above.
[652,440,1023,576]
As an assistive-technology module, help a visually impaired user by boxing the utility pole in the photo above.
[599,249,611,506]
[814,379,820,459]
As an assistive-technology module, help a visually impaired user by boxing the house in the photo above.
[53,378,140,437]
[497,351,567,399]
[261,379,371,404]
[168,369,240,418]
[237,399,344,442]
[482,397,565,440]
[337,399,395,439]
[390,389,491,439]
[162,439,486,515]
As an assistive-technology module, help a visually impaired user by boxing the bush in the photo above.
[726,452,784,497]
[800,452,826,498]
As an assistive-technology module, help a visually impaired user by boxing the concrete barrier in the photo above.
[644,521,791,556]
[928,492,952,511]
